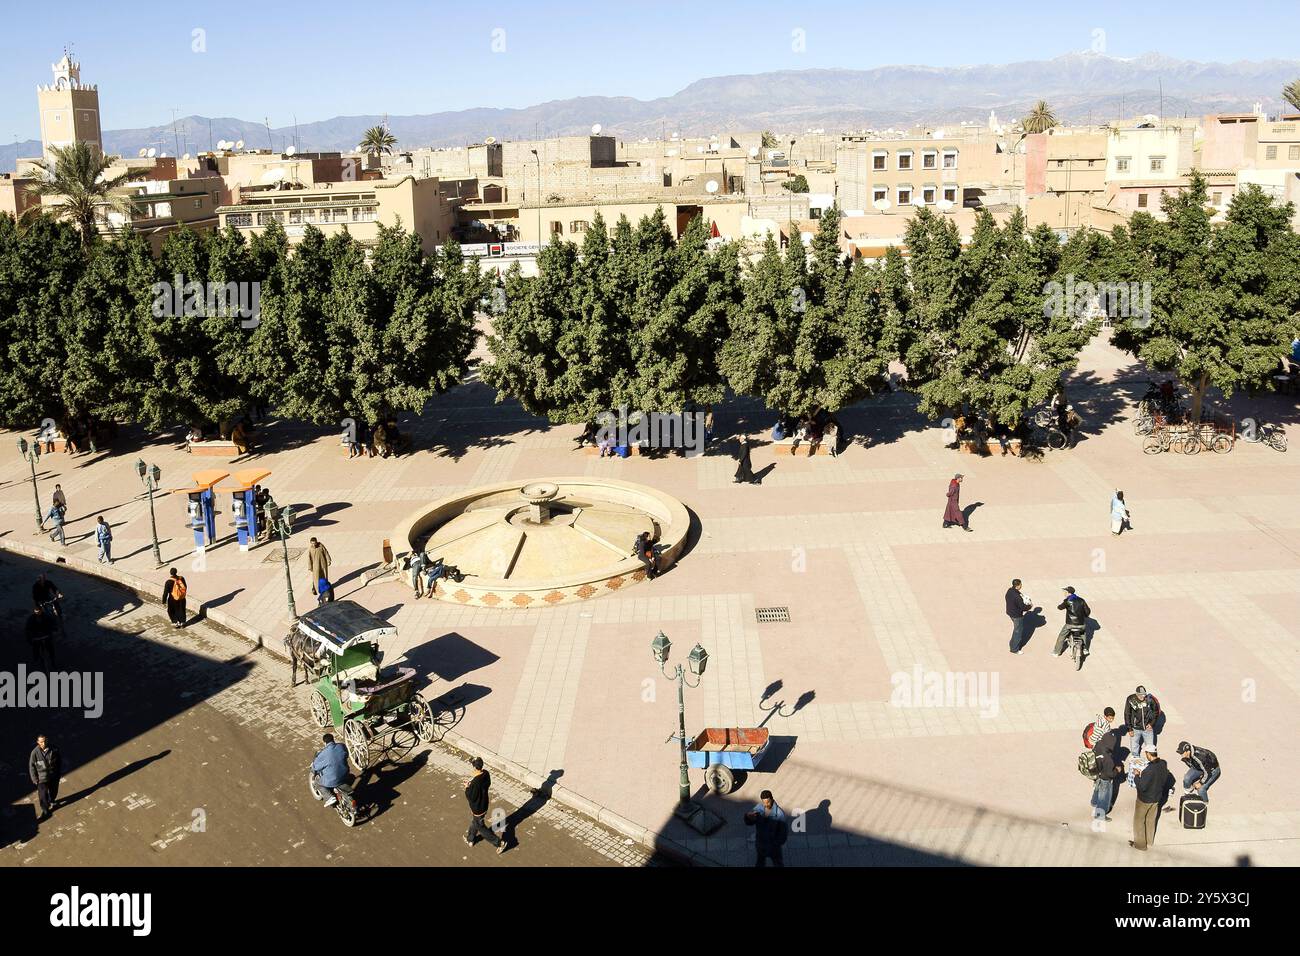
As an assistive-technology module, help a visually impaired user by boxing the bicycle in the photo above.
[39,599,67,639]
[1241,418,1287,453]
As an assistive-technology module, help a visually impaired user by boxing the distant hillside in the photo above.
[4,51,1298,172]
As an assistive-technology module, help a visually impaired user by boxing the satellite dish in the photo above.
[235,139,244,150]
[749,146,759,157]
[484,136,496,144]
[137,148,147,157]
[873,198,891,211]
[160,152,168,158]
[591,123,602,135]
[937,198,955,211]
[182,152,190,160]
[147,148,157,158]
[933,128,947,138]
[705,179,719,194]
[285,145,297,156]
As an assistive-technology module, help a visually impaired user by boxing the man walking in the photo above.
[1176,741,1221,801]
[45,504,66,546]
[162,567,188,628]
[943,474,970,531]
[1125,686,1161,757]
[1130,747,1174,851]
[1005,579,1031,654]
[464,757,507,855]
[744,789,789,867]
[306,537,332,597]
[95,516,113,563]
[29,734,61,822]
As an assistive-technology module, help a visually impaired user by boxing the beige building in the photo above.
[511,196,747,244]
[834,129,1011,216]
[216,175,457,253]
[1025,129,1108,231]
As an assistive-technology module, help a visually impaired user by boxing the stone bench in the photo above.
[957,438,1022,456]
[38,437,112,453]
[188,439,242,457]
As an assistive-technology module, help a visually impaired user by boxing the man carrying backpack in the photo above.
[1177,742,1221,801]
[1125,686,1162,759]
[744,789,789,867]
[162,567,188,628]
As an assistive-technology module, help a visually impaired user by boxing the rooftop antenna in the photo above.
[1158,78,1164,126]
[170,108,182,157]
[265,117,273,152]
[293,113,300,152]
[208,118,213,152]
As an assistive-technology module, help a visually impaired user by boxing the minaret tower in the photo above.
[37,49,102,162]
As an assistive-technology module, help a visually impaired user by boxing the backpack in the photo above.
[171,577,187,600]
[1083,722,1096,748]
[1078,750,1099,779]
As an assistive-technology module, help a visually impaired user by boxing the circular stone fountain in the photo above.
[391,477,691,608]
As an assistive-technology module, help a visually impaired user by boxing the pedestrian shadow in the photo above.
[58,750,172,809]
[751,463,777,485]
[1019,608,1047,648]
[961,502,984,526]
[334,562,379,589]
[505,768,564,837]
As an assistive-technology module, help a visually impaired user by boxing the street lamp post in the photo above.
[651,631,722,834]
[269,501,297,620]
[530,148,542,246]
[17,438,42,533]
[135,459,163,567]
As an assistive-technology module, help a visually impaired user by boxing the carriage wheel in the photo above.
[309,690,331,728]
[704,764,735,795]
[411,695,436,743]
[1142,435,1165,455]
[343,719,370,771]
[1211,434,1232,455]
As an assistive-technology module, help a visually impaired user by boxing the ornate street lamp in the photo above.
[135,459,164,566]
[652,631,722,835]
[268,500,297,619]
[17,437,42,533]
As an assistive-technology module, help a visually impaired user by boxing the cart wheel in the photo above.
[705,764,735,795]
[411,694,435,743]
[343,719,370,771]
[309,690,331,728]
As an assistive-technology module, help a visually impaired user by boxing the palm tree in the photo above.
[1284,78,1300,113]
[22,141,135,247]
[1021,100,1060,134]
[358,125,397,160]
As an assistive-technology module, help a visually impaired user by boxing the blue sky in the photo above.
[2,0,1298,140]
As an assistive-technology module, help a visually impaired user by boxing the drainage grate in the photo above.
[755,607,791,623]
[262,546,305,563]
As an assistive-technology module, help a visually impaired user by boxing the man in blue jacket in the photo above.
[311,734,349,807]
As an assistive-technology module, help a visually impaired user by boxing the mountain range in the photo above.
[4,51,1298,172]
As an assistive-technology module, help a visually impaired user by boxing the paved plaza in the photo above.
[4,330,1300,866]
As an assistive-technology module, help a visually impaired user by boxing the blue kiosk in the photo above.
[172,470,228,552]
[229,468,272,551]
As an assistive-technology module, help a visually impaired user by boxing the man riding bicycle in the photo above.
[1054,586,1091,659]
[32,574,64,623]
[25,605,57,669]
[311,733,350,808]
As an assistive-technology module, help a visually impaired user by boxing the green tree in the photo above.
[358,125,397,160]
[761,131,778,149]
[723,207,893,418]
[22,142,135,248]
[1108,173,1300,422]
[782,174,810,193]
[0,213,85,426]
[1284,78,1300,112]
[1021,100,1059,134]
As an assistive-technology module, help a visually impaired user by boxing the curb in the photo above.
[0,533,715,867]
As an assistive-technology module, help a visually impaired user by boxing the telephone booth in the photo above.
[172,470,229,552]
[229,468,272,551]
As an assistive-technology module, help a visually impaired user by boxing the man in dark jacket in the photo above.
[1053,586,1090,656]
[1090,736,1122,822]
[744,790,789,867]
[29,734,61,821]
[464,757,506,854]
[25,605,56,667]
[1125,686,1161,758]
[1177,742,1221,801]
[1005,579,1031,654]
[1130,747,1174,851]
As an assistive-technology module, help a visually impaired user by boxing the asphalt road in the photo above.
[0,552,654,866]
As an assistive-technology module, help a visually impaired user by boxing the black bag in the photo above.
[1179,794,1208,829]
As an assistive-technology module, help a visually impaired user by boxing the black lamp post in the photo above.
[269,501,297,619]
[652,631,722,834]
[135,459,163,566]
[17,437,42,533]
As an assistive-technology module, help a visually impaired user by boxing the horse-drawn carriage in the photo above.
[286,601,436,770]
